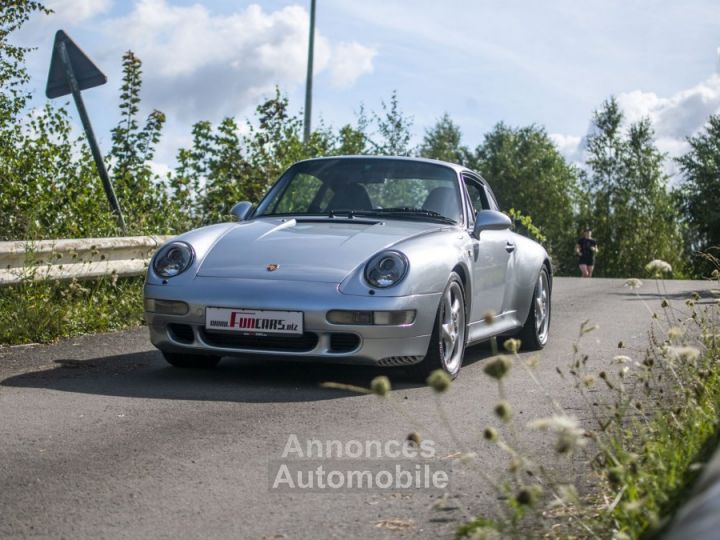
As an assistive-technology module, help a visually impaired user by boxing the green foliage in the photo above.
[0,101,117,239]
[0,276,144,344]
[171,88,338,225]
[367,90,414,156]
[676,114,720,274]
[335,108,371,155]
[507,208,547,244]
[418,113,469,164]
[440,268,720,538]
[590,281,720,538]
[108,51,176,234]
[1,5,177,240]
[457,516,500,538]
[0,2,49,123]
[170,89,413,226]
[468,123,580,274]
[0,1,115,240]
[334,263,720,538]
[580,98,685,277]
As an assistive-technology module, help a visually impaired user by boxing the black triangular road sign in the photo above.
[46,30,107,99]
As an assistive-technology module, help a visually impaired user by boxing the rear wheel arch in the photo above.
[516,264,551,350]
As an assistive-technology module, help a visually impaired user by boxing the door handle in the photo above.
[505,242,516,253]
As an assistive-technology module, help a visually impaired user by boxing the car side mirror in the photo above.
[230,201,253,221]
[472,210,511,238]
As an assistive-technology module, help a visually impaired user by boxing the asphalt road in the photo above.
[0,277,712,539]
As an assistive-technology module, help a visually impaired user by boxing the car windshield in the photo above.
[255,158,463,224]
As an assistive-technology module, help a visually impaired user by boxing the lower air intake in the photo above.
[168,324,194,344]
[199,329,318,352]
[329,333,361,353]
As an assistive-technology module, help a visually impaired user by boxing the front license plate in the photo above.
[205,307,303,336]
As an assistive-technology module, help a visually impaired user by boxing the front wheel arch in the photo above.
[407,272,467,380]
[452,263,472,320]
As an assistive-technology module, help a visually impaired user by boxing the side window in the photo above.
[484,185,500,210]
[463,175,490,218]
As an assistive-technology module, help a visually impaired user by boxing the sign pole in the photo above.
[58,40,127,233]
[303,0,316,145]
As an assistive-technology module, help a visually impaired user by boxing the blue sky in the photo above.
[16,0,720,175]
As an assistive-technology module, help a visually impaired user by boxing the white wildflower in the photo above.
[665,345,701,363]
[624,278,643,289]
[528,415,587,453]
[645,259,672,275]
[667,327,684,341]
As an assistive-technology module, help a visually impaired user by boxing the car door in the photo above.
[463,174,512,321]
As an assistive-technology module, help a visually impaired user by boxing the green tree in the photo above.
[172,88,342,225]
[333,105,371,155]
[108,51,174,233]
[0,1,48,127]
[368,90,413,156]
[0,1,123,239]
[581,98,684,277]
[418,113,469,164]
[1,4,178,240]
[676,114,720,273]
[469,123,580,274]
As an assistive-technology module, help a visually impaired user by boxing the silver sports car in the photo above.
[144,156,551,378]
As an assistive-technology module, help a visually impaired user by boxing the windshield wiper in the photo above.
[264,208,457,225]
[351,207,457,224]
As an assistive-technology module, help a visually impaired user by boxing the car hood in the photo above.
[196,217,446,283]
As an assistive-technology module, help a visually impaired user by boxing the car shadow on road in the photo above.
[0,345,495,403]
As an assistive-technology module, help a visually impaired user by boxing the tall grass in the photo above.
[0,276,144,345]
[340,257,720,539]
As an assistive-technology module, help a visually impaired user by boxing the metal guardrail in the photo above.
[0,236,171,286]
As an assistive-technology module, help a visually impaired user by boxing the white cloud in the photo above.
[329,42,376,87]
[46,0,113,23]
[549,133,583,162]
[617,74,720,141]
[100,1,374,121]
[148,160,171,179]
[552,72,720,177]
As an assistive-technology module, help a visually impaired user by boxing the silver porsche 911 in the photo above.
[144,156,551,379]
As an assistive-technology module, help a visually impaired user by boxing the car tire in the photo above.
[516,266,551,350]
[408,272,467,381]
[162,351,221,369]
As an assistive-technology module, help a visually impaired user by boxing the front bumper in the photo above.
[144,277,441,366]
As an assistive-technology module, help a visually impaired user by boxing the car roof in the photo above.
[293,155,470,175]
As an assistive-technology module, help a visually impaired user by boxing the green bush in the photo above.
[0,276,144,345]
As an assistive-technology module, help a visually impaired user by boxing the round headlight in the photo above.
[365,251,409,288]
[153,242,194,278]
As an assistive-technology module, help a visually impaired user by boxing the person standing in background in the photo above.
[576,228,598,277]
